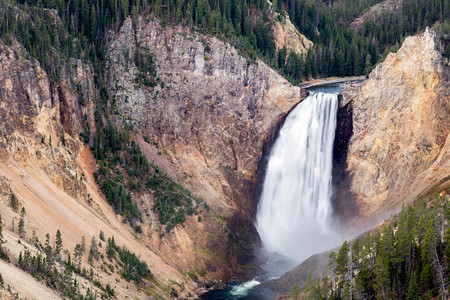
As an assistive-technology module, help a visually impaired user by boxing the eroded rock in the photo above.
[106,16,307,280]
[342,28,450,223]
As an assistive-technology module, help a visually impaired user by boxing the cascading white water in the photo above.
[256,92,340,262]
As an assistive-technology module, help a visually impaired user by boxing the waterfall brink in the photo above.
[256,92,339,262]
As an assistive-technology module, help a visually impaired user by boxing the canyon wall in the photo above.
[105,15,307,282]
[0,36,209,299]
[0,39,91,200]
[342,27,449,224]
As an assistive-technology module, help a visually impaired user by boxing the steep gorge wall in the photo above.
[342,28,450,224]
[0,39,92,198]
[0,35,210,299]
[105,16,307,281]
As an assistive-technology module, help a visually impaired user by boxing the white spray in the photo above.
[256,92,340,262]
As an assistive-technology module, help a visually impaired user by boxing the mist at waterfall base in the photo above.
[203,84,347,300]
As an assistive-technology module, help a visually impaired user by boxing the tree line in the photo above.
[0,0,448,85]
[300,192,449,300]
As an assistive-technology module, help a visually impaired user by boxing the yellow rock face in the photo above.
[342,28,450,224]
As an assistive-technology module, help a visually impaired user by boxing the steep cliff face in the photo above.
[342,28,450,223]
[0,38,196,299]
[0,9,307,296]
[0,39,91,198]
[105,16,306,281]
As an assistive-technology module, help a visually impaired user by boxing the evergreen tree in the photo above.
[55,230,63,260]
[10,194,18,211]
[0,214,4,245]
[81,0,89,35]
[90,5,97,41]
[74,236,86,270]
[291,282,300,300]
[18,207,26,238]
[277,46,287,69]
[336,240,350,297]
[88,236,99,263]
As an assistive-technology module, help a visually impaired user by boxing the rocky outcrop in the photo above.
[351,0,402,30]
[342,28,450,223]
[105,16,306,281]
[0,175,13,205]
[272,16,313,55]
[332,96,359,221]
[0,39,95,198]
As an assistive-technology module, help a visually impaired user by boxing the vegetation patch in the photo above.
[93,119,204,232]
[303,192,449,299]
[93,122,142,226]
[147,165,203,232]
[134,45,159,88]
[106,237,150,282]
[16,231,113,299]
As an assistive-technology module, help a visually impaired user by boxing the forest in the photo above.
[0,0,448,84]
[300,192,449,300]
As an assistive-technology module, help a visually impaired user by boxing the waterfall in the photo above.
[256,92,340,262]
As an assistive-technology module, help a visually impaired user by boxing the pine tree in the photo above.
[55,230,63,260]
[88,236,99,264]
[73,236,86,270]
[90,5,97,41]
[0,214,4,245]
[18,251,23,268]
[45,233,51,255]
[327,250,337,291]
[336,240,350,297]
[195,0,204,26]
[291,282,300,300]
[406,271,420,300]
[74,243,83,269]
[18,207,26,238]
[10,194,18,211]
[277,46,287,69]
[81,0,89,35]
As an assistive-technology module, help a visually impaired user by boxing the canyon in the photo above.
[0,4,448,299]
[0,12,308,299]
